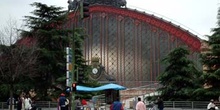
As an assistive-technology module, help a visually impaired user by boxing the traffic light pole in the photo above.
[71,34,75,110]
[66,32,76,110]
[67,0,90,109]
[68,4,80,110]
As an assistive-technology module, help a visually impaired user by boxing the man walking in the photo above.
[155,97,164,110]
[59,93,67,110]
[136,97,146,110]
[110,97,124,110]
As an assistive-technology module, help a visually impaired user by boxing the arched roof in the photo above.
[86,5,201,52]
[18,5,201,52]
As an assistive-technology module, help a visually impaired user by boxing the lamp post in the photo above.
[66,0,90,109]
[67,1,79,109]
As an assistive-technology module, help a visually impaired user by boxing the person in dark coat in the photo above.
[17,96,22,110]
[59,93,67,110]
[155,97,164,110]
[110,97,124,110]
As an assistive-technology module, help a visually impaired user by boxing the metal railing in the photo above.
[0,101,58,110]
[0,101,217,110]
[164,101,210,109]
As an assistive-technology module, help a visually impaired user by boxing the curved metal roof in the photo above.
[87,5,201,52]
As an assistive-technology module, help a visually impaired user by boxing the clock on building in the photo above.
[92,68,98,74]
[90,67,102,80]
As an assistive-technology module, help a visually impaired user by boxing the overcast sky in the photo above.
[0,0,219,40]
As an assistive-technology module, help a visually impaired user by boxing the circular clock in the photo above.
[92,68,98,74]
[90,67,102,80]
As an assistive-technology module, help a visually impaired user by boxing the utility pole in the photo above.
[66,0,90,109]
[71,36,76,110]
[67,1,81,109]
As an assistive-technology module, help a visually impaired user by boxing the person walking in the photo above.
[7,97,15,110]
[156,97,164,110]
[207,99,217,110]
[136,97,146,110]
[110,97,124,110]
[17,96,23,110]
[75,97,82,110]
[24,95,32,110]
[59,93,67,110]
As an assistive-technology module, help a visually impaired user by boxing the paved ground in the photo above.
[33,108,207,110]
[0,107,209,110]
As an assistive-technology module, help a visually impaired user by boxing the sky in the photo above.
[0,0,219,40]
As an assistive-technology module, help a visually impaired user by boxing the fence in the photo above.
[163,101,211,110]
[0,101,58,110]
[0,101,217,110]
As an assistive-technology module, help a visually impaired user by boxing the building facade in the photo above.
[67,1,202,88]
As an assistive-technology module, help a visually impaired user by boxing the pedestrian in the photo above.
[81,99,87,106]
[59,93,67,110]
[7,97,15,110]
[21,93,25,110]
[75,97,82,110]
[110,97,124,110]
[30,99,37,110]
[17,95,23,110]
[24,95,32,110]
[136,97,146,110]
[155,97,164,110]
[81,99,87,110]
[87,100,95,110]
[207,99,217,110]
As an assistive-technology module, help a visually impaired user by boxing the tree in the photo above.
[22,2,70,100]
[0,17,21,45]
[0,43,39,109]
[22,2,99,100]
[157,47,200,101]
[196,7,220,100]
[0,17,39,107]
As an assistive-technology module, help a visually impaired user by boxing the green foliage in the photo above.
[197,7,220,100]
[21,2,100,100]
[71,28,101,99]
[22,2,71,100]
[157,47,201,101]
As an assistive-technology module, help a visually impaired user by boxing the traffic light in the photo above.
[72,83,77,92]
[80,1,90,19]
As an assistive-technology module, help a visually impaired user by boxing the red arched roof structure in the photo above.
[20,5,201,52]
[87,5,201,52]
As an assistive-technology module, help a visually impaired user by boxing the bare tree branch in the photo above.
[0,17,39,110]
[0,16,23,45]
